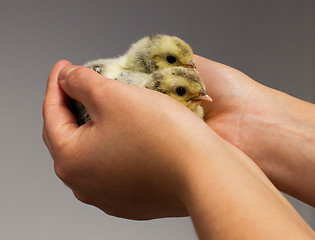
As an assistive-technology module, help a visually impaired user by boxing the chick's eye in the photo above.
[175,86,186,96]
[166,55,177,64]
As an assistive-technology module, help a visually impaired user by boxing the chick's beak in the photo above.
[190,89,213,102]
[184,61,196,70]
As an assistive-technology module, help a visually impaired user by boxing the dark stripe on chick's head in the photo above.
[136,52,159,73]
[145,72,166,94]
[148,34,161,41]
[172,68,200,83]
[175,41,189,57]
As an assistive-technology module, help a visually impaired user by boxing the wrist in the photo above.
[239,86,315,205]
[177,134,315,239]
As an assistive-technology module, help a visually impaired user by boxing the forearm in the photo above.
[242,87,315,206]
[179,136,315,239]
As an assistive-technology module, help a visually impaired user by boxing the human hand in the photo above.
[42,60,315,239]
[43,60,217,220]
[195,55,315,206]
[195,55,274,159]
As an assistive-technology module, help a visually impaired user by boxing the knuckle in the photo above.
[52,142,78,184]
[52,137,69,154]
[54,158,76,186]
[73,191,92,205]
[54,162,69,182]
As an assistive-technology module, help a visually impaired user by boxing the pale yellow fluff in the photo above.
[84,34,195,79]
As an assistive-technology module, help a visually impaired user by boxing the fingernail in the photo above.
[58,65,77,81]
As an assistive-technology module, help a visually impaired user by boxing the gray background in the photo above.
[0,0,314,239]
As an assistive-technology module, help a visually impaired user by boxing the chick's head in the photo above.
[151,35,195,70]
[125,34,195,73]
[146,67,212,114]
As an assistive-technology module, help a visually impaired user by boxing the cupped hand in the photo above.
[195,55,281,170]
[196,55,263,147]
[43,60,216,220]
[195,55,315,206]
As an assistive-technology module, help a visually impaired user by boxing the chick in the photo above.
[119,67,211,118]
[72,67,212,125]
[84,34,195,79]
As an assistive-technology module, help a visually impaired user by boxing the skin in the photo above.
[43,58,315,239]
[195,55,315,206]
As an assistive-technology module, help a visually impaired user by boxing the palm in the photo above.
[195,55,263,149]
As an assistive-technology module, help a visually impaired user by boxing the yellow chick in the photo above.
[117,67,212,118]
[71,35,210,125]
[84,34,196,79]
[72,67,212,125]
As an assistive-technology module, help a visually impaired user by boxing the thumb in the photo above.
[58,65,116,123]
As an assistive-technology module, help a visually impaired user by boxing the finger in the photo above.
[194,54,228,72]
[43,60,78,147]
[193,55,229,116]
[194,54,239,97]
[42,124,54,158]
[58,65,117,122]
[194,54,248,84]
[194,55,221,91]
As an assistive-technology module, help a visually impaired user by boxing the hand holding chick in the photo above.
[44,60,217,220]
[118,67,212,117]
[71,35,211,125]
